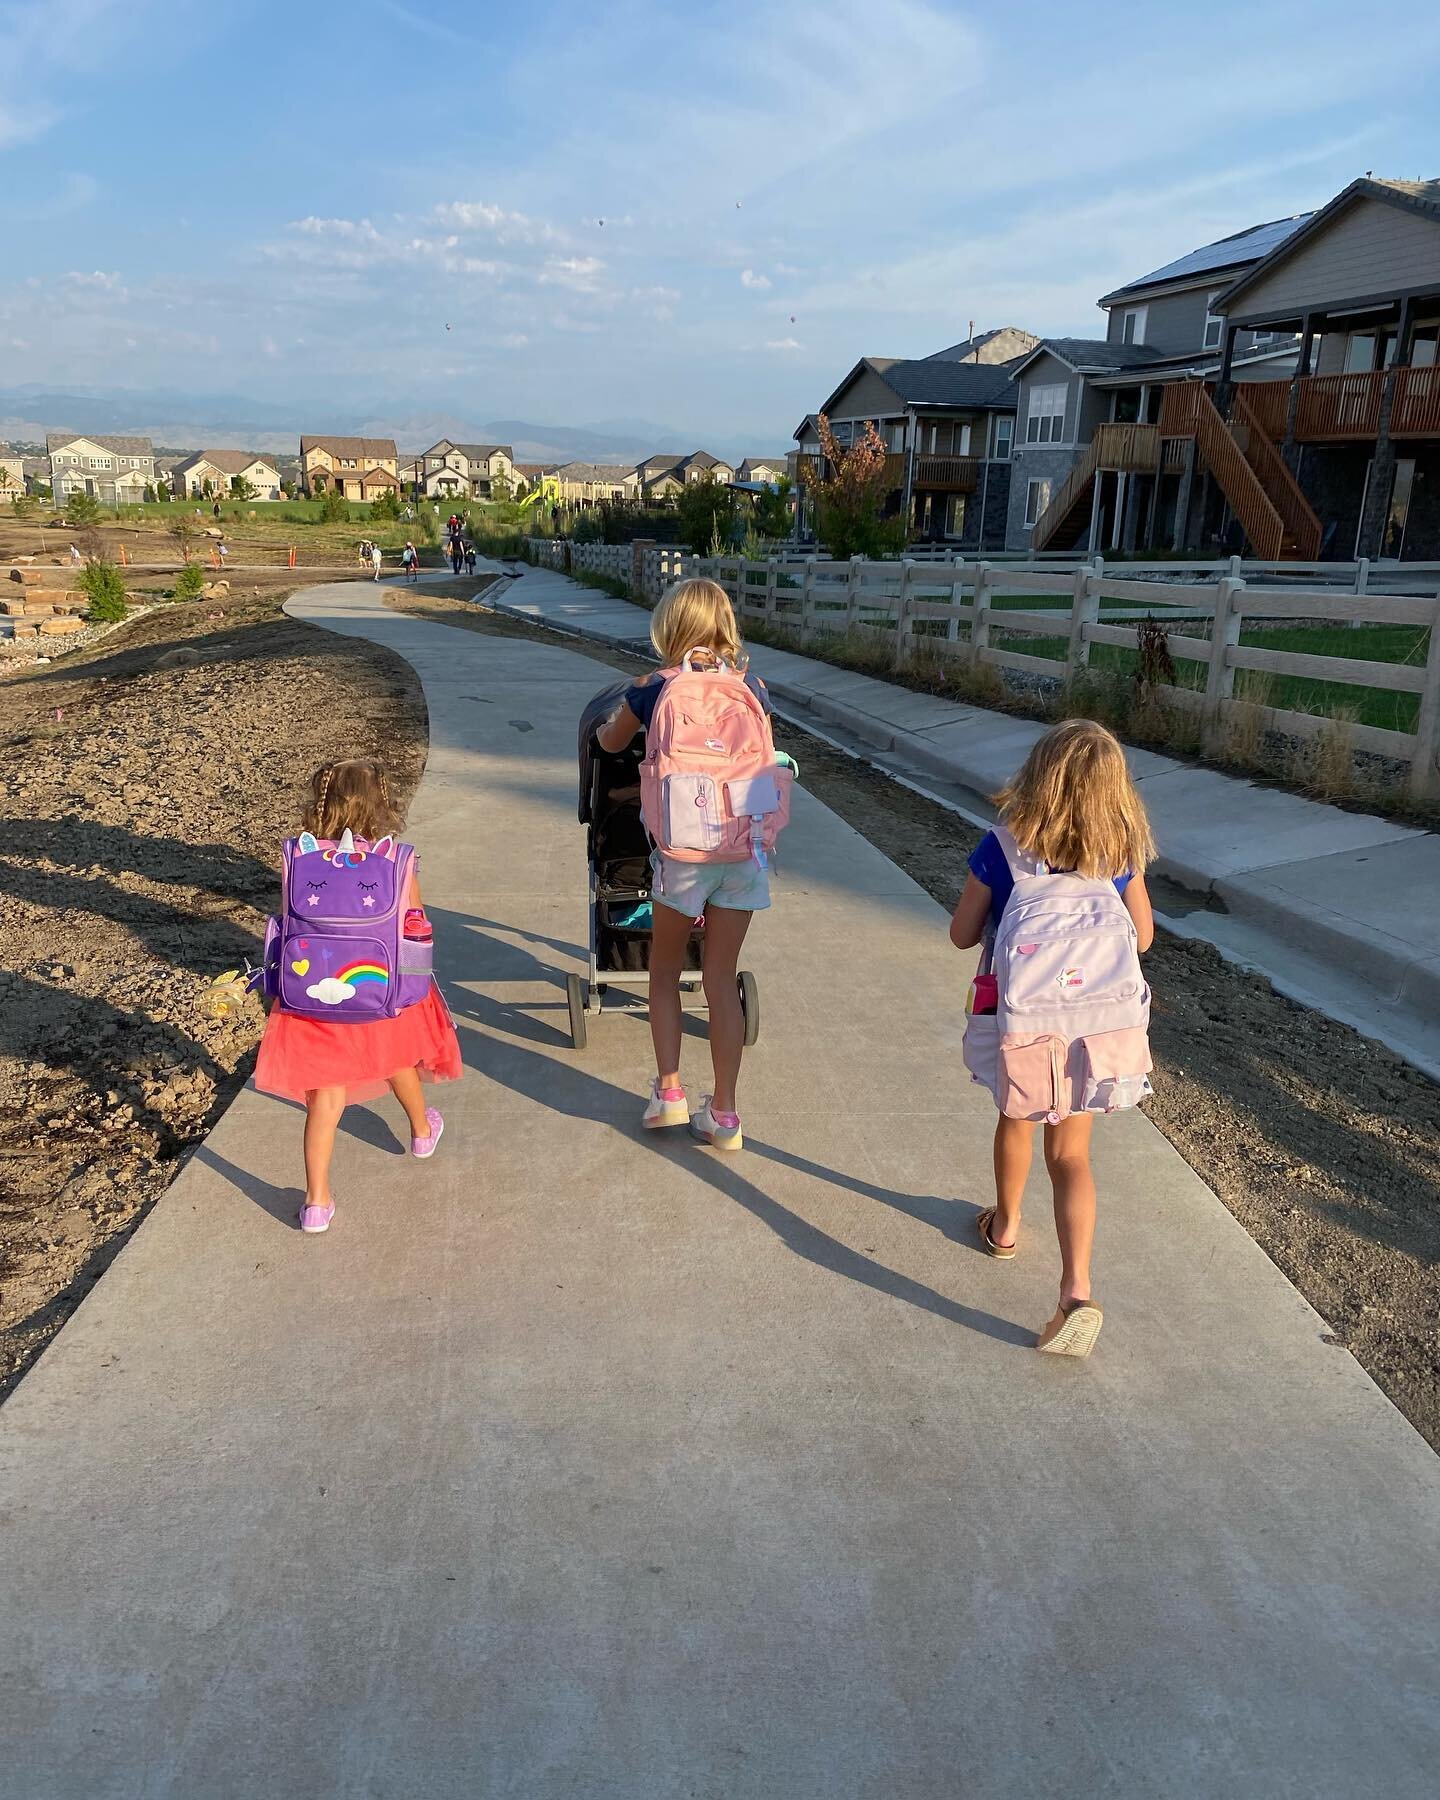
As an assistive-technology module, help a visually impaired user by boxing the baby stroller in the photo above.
[569,679,759,1051]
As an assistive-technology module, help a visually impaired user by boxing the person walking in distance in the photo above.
[402,540,419,583]
[370,541,383,581]
[949,719,1156,1358]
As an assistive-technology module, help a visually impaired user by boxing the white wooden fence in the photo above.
[523,539,1440,800]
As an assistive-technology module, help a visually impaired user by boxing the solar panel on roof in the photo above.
[1111,213,1313,296]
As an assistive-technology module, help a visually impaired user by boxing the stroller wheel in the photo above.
[738,970,760,1047]
[566,973,588,1050]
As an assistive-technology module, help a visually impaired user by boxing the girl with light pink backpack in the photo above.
[950,720,1156,1357]
[596,578,793,1150]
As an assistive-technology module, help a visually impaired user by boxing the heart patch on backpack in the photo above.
[291,958,310,975]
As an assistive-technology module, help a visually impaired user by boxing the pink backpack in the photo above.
[962,828,1152,1122]
[639,652,792,865]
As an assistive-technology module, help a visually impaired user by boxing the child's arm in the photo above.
[949,874,992,950]
[595,700,642,754]
[1124,873,1155,952]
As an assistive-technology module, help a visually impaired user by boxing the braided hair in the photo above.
[300,757,400,842]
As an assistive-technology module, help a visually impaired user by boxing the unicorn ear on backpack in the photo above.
[370,834,397,860]
[297,831,320,854]
[336,828,356,856]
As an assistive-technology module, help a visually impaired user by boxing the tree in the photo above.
[750,475,794,545]
[812,416,906,559]
[173,562,206,601]
[231,474,256,501]
[201,477,213,498]
[66,489,102,527]
[142,483,157,504]
[490,472,512,504]
[77,558,127,622]
[155,482,170,503]
[168,514,200,561]
[12,493,35,520]
[310,470,329,494]
[280,478,295,499]
[676,472,736,555]
[318,488,350,523]
[369,486,401,522]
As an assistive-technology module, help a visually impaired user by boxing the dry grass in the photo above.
[1223,671,1276,772]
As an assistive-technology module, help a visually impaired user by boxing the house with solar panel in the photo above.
[1010,215,1311,555]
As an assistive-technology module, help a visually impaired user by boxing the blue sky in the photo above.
[2,0,1438,443]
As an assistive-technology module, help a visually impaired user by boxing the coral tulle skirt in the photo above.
[254,982,462,1105]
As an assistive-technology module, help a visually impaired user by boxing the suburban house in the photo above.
[0,457,22,499]
[635,451,737,500]
[47,433,156,506]
[1010,216,1310,555]
[299,436,399,499]
[417,440,515,501]
[793,329,1035,550]
[171,449,282,500]
[1211,175,1440,561]
[1012,178,1440,562]
[734,456,789,484]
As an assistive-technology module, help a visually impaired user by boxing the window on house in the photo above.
[944,494,966,538]
[1120,306,1147,346]
[1024,478,1053,529]
[1025,384,1067,444]
[1204,295,1224,351]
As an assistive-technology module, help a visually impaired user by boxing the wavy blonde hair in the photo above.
[300,757,402,842]
[651,577,746,670]
[994,719,1155,878]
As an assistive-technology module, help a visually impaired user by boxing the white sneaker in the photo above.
[643,1080,689,1130]
[690,1097,743,1152]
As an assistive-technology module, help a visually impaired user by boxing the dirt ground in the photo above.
[0,580,426,1400]
[0,512,433,574]
[391,591,1440,1449]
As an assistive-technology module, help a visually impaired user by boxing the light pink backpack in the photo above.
[962,828,1152,1122]
[639,651,792,865]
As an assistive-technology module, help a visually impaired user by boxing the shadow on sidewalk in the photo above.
[191,1144,304,1230]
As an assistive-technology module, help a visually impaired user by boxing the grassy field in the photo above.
[990,619,1428,732]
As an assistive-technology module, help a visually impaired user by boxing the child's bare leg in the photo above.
[1044,1113,1097,1303]
[700,906,752,1114]
[303,1085,346,1205]
[388,1066,430,1136]
[649,902,691,1089]
[991,1115,1032,1247]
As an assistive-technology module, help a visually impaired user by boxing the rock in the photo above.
[155,647,201,669]
[40,617,86,635]
[8,567,48,586]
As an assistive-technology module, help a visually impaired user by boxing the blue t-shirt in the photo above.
[624,671,770,732]
[968,829,1131,931]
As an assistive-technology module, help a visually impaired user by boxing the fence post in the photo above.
[1067,567,1100,681]
[969,561,993,671]
[1228,553,1243,580]
[1355,555,1371,595]
[1407,601,1440,805]
[1203,575,1244,755]
[845,553,865,631]
[765,556,777,623]
[895,559,916,666]
[800,560,816,644]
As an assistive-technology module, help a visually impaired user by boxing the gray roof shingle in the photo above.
[47,432,153,455]
[863,357,1021,410]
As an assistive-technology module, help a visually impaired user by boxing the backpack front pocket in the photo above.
[279,933,394,1019]
[1078,1026,1153,1113]
[662,773,726,852]
[997,1033,1068,1122]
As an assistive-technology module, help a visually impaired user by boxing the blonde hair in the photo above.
[994,719,1155,878]
[650,577,746,669]
[300,757,402,842]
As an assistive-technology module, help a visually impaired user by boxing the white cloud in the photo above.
[64,269,123,290]
[432,200,560,244]
[763,338,803,352]
[740,269,771,290]
[540,255,606,292]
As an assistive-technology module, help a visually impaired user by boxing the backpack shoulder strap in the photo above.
[993,825,1048,880]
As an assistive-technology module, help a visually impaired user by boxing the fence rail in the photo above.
[523,538,1440,800]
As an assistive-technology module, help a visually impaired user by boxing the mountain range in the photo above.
[0,387,772,464]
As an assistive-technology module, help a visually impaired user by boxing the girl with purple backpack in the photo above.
[253,757,461,1234]
[948,720,1155,1356]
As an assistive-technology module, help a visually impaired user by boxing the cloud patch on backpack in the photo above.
[305,977,353,1006]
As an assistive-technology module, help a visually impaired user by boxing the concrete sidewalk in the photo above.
[2,581,1437,1798]
[494,564,1440,1076]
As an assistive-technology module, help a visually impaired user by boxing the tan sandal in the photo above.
[1036,1297,1104,1357]
[976,1207,1018,1260]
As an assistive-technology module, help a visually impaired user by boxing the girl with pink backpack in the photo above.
[596,578,792,1151]
[949,720,1155,1357]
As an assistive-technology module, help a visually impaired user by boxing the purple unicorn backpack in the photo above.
[261,829,433,1021]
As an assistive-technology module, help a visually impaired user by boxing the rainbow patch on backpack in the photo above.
[1057,967,1086,990]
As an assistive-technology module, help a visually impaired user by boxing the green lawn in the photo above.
[989,619,1428,733]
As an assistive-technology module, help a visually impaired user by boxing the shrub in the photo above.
[169,515,199,560]
[319,488,351,523]
[66,490,103,527]
[173,562,206,602]
[813,417,906,559]
[369,487,401,522]
[78,558,128,621]
[676,474,736,555]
